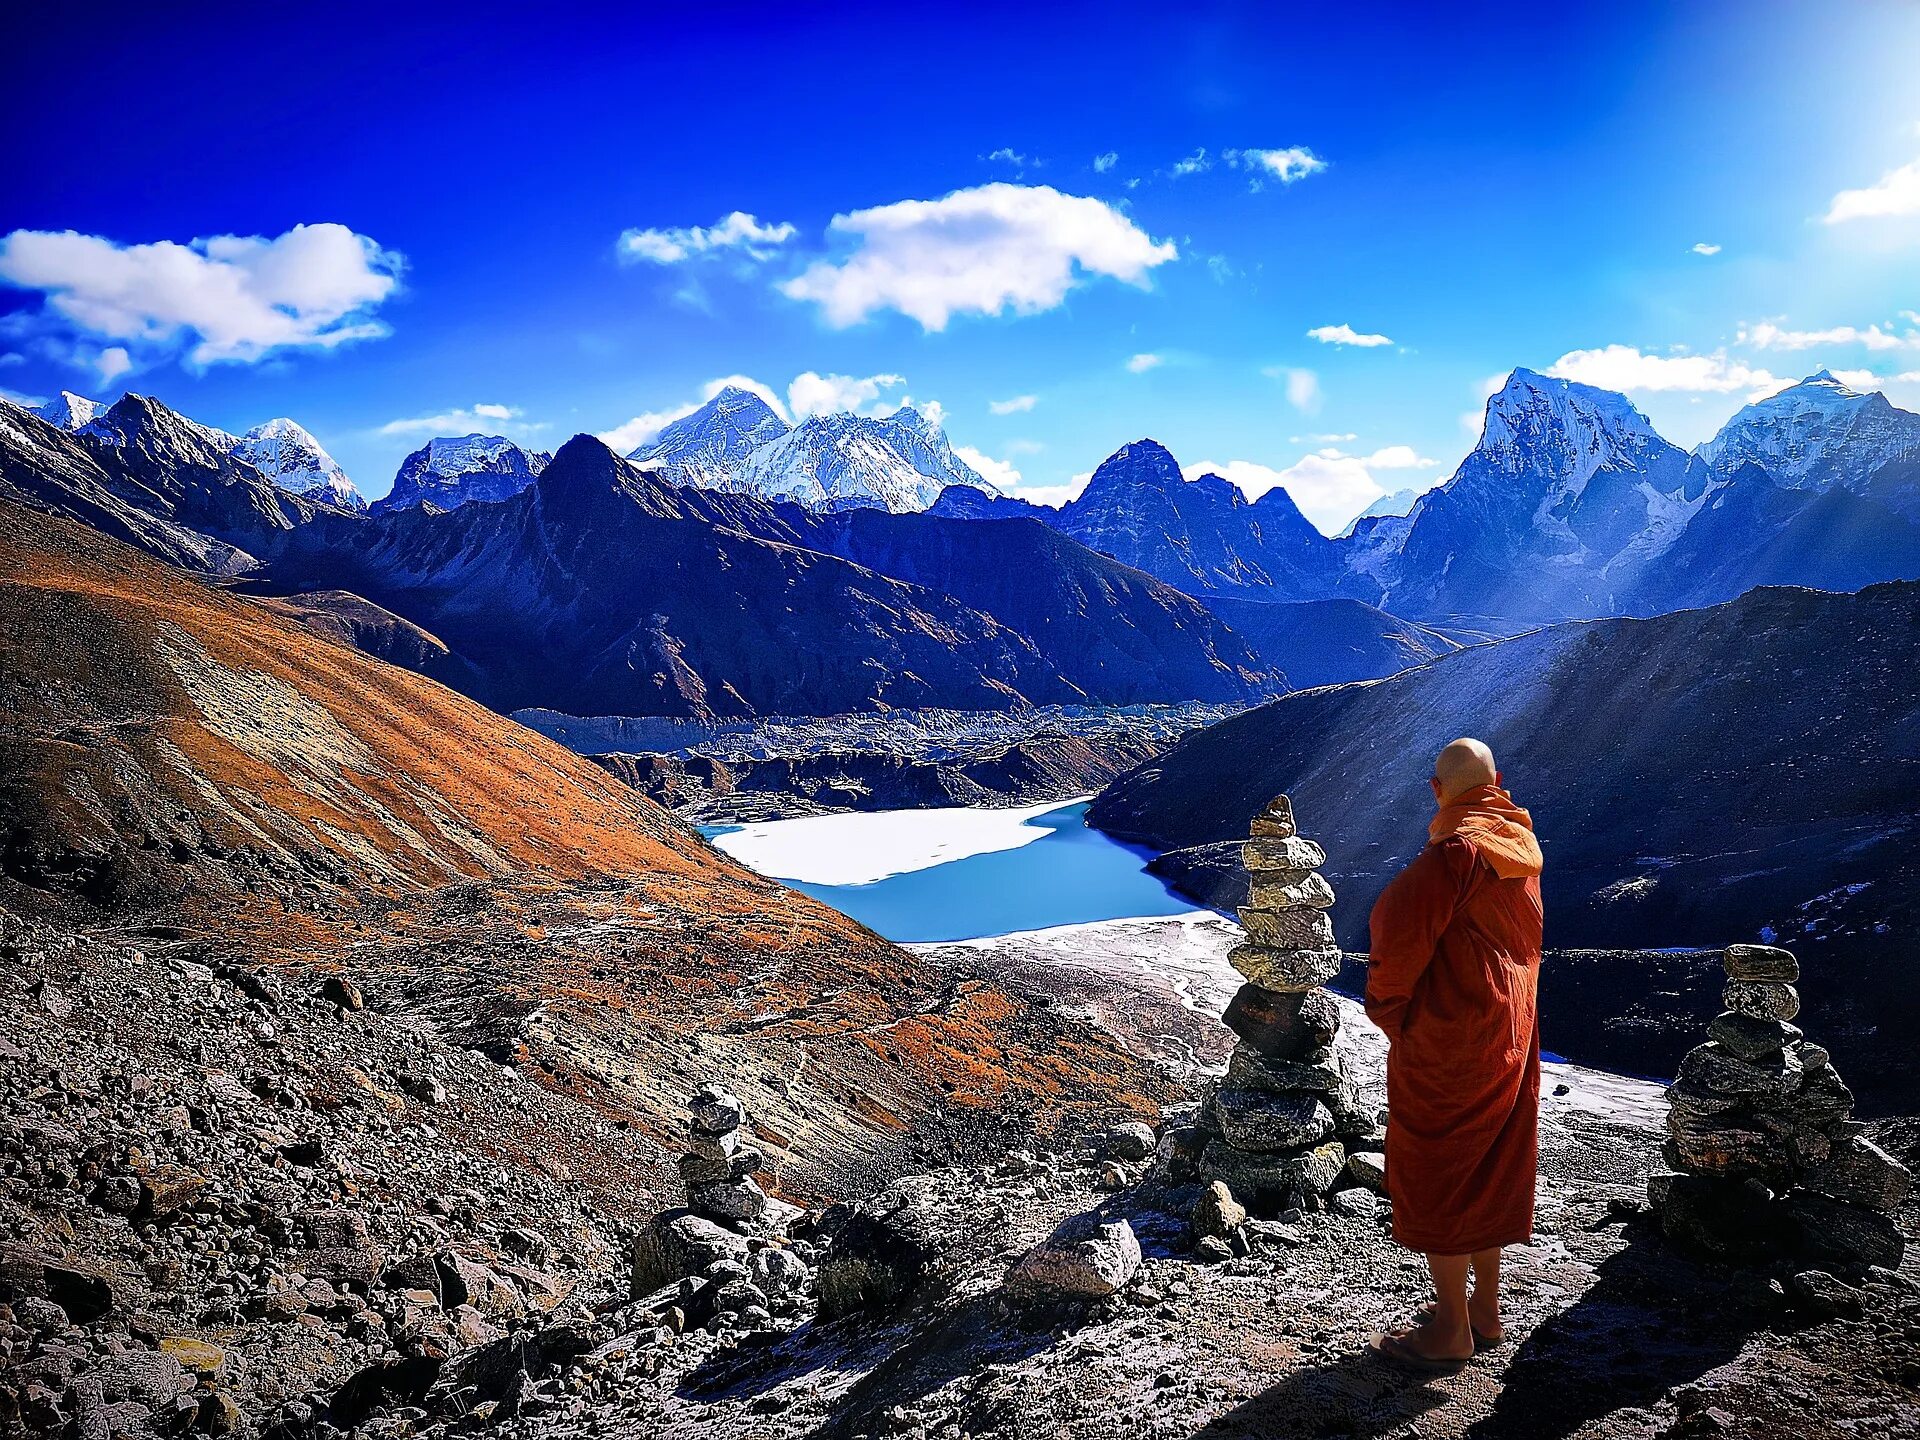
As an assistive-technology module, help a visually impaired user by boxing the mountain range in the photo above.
[372,433,553,513]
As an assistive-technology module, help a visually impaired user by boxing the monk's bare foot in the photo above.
[1387,1314,1474,1363]
[1467,1295,1504,1344]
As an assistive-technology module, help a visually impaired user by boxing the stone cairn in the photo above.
[1649,943,1912,1270]
[1161,795,1381,1217]
[678,1082,770,1223]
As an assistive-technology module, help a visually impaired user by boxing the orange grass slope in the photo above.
[0,497,761,918]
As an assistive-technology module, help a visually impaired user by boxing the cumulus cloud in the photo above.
[952,444,1022,490]
[1126,352,1164,374]
[1739,320,1915,351]
[1825,154,1920,223]
[616,212,797,265]
[989,394,1037,414]
[1226,147,1328,184]
[985,147,1032,168]
[1184,455,1380,536]
[1546,345,1780,395]
[1307,323,1392,347]
[381,403,541,437]
[95,346,132,381]
[1691,242,1722,256]
[780,183,1176,330]
[1093,152,1118,173]
[0,222,403,366]
[1012,475,1091,508]
[787,370,906,418]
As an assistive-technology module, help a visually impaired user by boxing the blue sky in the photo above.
[4,1,1918,528]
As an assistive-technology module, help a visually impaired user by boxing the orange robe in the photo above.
[1365,784,1544,1256]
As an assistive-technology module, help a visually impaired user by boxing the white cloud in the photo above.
[989,394,1037,414]
[787,370,906,418]
[1263,365,1322,413]
[1012,476,1090,508]
[616,212,797,265]
[1355,444,1438,469]
[952,444,1022,490]
[1306,323,1392,348]
[1126,352,1163,374]
[1825,155,1920,224]
[0,222,402,365]
[1546,345,1780,395]
[986,147,1032,167]
[1093,152,1118,173]
[95,346,132,381]
[1739,320,1915,351]
[1691,242,1722,256]
[382,403,542,438]
[1168,149,1212,178]
[1225,147,1328,185]
[780,183,1176,331]
[1185,455,1379,536]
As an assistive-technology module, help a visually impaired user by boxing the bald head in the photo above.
[1432,737,1498,804]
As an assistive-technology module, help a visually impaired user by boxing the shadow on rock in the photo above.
[1193,1344,1455,1438]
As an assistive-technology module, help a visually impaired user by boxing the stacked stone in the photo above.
[677,1082,769,1223]
[1650,943,1911,1270]
[1181,796,1378,1212]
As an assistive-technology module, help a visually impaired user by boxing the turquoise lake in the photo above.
[701,801,1199,943]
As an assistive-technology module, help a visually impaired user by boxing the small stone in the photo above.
[1243,871,1337,911]
[1151,1125,1210,1185]
[688,1083,745,1136]
[1208,1089,1335,1153]
[1721,979,1799,1023]
[1723,944,1799,983]
[1006,1218,1141,1302]
[197,1391,242,1435]
[1237,906,1336,950]
[156,1338,224,1374]
[1330,1189,1381,1219]
[1241,836,1327,872]
[322,975,366,1010]
[690,1176,768,1222]
[1190,1181,1246,1239]
[1707,1011,1800,1062]
[1192,1235,1233,1264]
[1228,944,1342,992]
[138,1166,208,1218]
[1783,1065,1854,1128]
[1248,796,1296,839]
[678,1146,765,1190]
[1786,1269,1862,1320]
[1346,1151,1387,1191]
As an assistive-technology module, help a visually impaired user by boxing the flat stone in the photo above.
[1674,1041,1803,1101]
[1208,1089,1335,1152]
[1707,1011,1800,1062]
[1237,905,1335,950]
[1247,796,1296,838]
[1800,1134,1913,1213]
[156,1338,224,1374]
[1006,1218,1140,1302]
[688,1084,745,1137]
[1665,1107,1790,1183]
[1190,1180,1246,1239]
[687,1127,746,1164]
[1228,944,1342,992]
[689,1176,768,1222]
[1222,985,1339,1059]
[1224,1044,1345,1096]
[1722,980,1799,1023]
[1723,944,1799,982]
[677,1145,764,1189]
[1241,836,1326,872]
[1203,1139,1346,1210]
[1243,871,1336,911]
[1784,1192,1906,1270]
[1329,1188,1381,1219]
[1783,1065,1854,1129]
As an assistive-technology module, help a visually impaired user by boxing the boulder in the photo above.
[1330,1188,1382,1219]
[1647,1172,1794,1261]
[688,1083,745,1136]
[1152,1125,1210,1185]
[1006,1217,1141,1303]
[1228,944,1342,993]
[1099,1120,1158,1162]
[1800,1134,1913,1213]
[689,1176,768,1222]
[1244,872,1337,912]
[1721,980,1799,1023]
[1784,1193,1906,1271]
[1203,1139,1346,1210]
[817,1178,966,1318]
[1237,906,1336,950]
[1222,985,1339,1060]
[1346,1151,1388,1192]
[1190,1181,1246,1239]
[1723,944,1799,983]
[1208,1089,1335,1153]
[1674,1041,1803,1102]
[1241,836,1327,872]
[1707,1011,1800,1062]
[630,1212,749,1297]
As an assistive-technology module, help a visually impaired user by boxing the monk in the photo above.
[1365,737,1544,1371]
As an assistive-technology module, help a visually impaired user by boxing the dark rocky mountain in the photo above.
[1052,439,1350,597]
[372,433,553,514]
[1090,578,1920,1105]
[266,435,1280,719]
[0,393,335,574]
[1197,595,1460,688]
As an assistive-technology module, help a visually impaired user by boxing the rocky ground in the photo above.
[9,915,1915,1440]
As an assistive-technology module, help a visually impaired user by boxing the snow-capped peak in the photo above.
[1697,369,1916,485]
[1476,368,1674,482]
[631,387,790,486]
[33,390,107,431]
[374,434,553,514]
[230,417,368,512]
